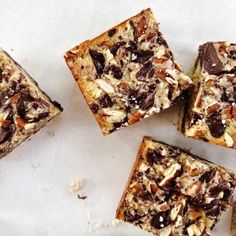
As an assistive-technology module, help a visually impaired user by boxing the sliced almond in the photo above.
[170,203,182,221]
[102,109,126,123]
[159,163,181,187]
[96,79,115,94]
[224,132,234,147]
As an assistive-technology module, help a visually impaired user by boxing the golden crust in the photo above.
[116,136,151,220]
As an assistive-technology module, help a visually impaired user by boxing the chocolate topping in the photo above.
[89,49,105,75]
[199,43,224,75]
[99,94,113,108]
[108,28,117,38]
[135,50,154,64]
[206,111,226,138]
[105,65,123,80]
[150,211,170,229]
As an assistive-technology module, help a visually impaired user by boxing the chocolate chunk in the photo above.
[140,93,155,110]
[222,189,232,202]
[109,41,126,56]
[21,90,35,102]
[206,111,226,138]
[203,199,220,217]
[89,49,105,75]
[156,31,168,47]
[191,112,202,125]
[189,195,205,207]
[135,50,154,64]
[199,43,224,75]
[10,81,17,90]
[135,91,155,110]
[139,191,152,201]
[146,148,163,165]
[0,126,12,144]
[148,84,156,93]
[209,184,224,197]
[0,68,2,83]
[128,89,138,107]
[90,103,99,113]
[127,41,137,53]
[221,88,230,102]
[17,99,26,119]
[105,65,123,80]
[136,61,153,78]
[124,210,143,222]
[167,85,173,100]
[99,94,114,108]
[37,112,49,120]
[199,169,215,183]
[172,89,190,105]
[108,28,117,37]
[228,50,236,60]
[150,211,170,229]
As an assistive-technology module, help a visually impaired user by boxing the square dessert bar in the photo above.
[0,49,63,158]
[183,42,236,148]
[116,137,236,236]
[64,8,193,135]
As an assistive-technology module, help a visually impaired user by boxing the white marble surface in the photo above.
[0,0,236,235]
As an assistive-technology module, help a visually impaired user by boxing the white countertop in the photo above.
[0,0,235,235]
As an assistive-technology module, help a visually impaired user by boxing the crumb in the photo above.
[111,218,120,227]
[94,222,109,230]
[10,48,14,51]
[68,178,84,193]
[78,194,87,200]
[46,130,55,137]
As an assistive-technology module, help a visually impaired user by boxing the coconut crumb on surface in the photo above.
[68,178,84,193]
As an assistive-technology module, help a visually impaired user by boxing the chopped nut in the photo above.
[222,105,232,119]
[187,210,200,221]
[170,204,182,221]
[128,111,144,125]
[157,202,170,212]
[224,132,234,147]
[150,183,158,194]
[159,163,181,187]
[96,79,115,94]
[102,109,126,123]
[189,181,201,196]
[206,103,220,115]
